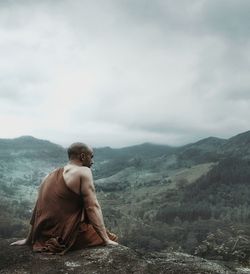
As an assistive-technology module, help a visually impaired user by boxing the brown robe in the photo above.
[27,167,117,254]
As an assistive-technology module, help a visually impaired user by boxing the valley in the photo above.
[1,132,250,265]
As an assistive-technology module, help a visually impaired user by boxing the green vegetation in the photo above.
[1,132,250,264]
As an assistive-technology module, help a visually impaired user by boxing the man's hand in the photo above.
[106,230,118,241]
[10,239,27,246]
[104,239,119,246]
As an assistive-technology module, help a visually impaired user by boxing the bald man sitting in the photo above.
[11,143,118,254]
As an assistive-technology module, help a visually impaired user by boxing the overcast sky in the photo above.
[0,0,250,148]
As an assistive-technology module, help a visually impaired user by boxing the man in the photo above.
[11,143,118,254]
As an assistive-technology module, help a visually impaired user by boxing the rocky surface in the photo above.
[1,239,250,274]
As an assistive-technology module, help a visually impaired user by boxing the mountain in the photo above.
[1,130,249,179]
[221,130,250,157]
[93,143,176,179]
[0,135,66,160]
[0,136,68,224]
[0,131,249,195]
[95,142,174,159]
[185,136,227,150]
[0,135,60,148]
[2,131,250,267]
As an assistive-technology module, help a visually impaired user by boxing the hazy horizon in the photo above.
[1,128,248,149]
[1,0,250,147]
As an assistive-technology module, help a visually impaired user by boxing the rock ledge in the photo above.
[0,239,247,273]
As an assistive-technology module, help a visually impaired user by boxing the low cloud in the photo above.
[0,0,250,147]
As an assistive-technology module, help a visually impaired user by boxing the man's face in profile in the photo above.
[81,149,94,168]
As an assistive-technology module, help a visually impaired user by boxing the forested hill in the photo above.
[1,130,250,179]
[0,135,66,161]
[94,130,250,179]
[0,136,67,189]
[1,131,250,267]
[0,130,250,191]
[0,135,62,150]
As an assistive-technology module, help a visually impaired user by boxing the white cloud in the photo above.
[0,0,250,147]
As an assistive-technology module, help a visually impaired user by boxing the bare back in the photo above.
[62,164,101,226]
[63,164,89,195]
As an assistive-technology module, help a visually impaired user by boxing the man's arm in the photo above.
[80,167,118,245]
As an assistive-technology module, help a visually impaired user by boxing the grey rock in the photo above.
[0,239,240,274]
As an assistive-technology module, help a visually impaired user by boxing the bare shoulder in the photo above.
[79,167,94,193]
[78,166,92,177]
[64,165,91,174]
[66,166,93,182]
[63,165,93,195]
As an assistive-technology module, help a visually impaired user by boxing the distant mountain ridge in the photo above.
[0,136,64,150]
[2,130,250,264]
[1,130,250,155]
[0,130,249,182]
[1,130,250,171]
[221,130,250,157]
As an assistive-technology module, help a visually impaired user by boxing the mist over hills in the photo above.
[0,136,64,151]
[0,130,249,166]
[1,130,250,266]
[0,130,249,187]
[1,130,250,195]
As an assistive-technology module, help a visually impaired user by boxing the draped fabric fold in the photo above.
[28,167,118,254]
[28,168,84,254]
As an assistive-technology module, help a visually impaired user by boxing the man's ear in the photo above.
[80,153,85,160]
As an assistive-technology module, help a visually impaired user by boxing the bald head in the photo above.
[67,142,92,160]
